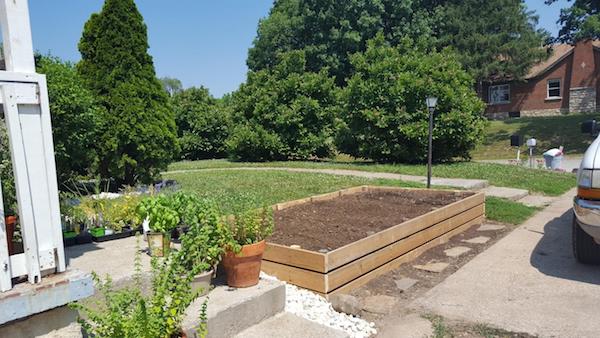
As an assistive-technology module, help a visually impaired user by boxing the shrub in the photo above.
[228,50,339,161]
[173,87,229,160]
[338,36,486,163]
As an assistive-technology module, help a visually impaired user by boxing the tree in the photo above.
[172,87,229,160]
[338,36,486,163]
[435,0,550,88]
[78,0,178,185]
[160,76,183,96]
[247,0,433,85]
[547,0,600,43]
[228,51,338,161]
[248,0,548,88]
[0,117,16,215]
[36,56,101,186]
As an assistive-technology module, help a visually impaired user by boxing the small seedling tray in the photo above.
[91,227,142,243]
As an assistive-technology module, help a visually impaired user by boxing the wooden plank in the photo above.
[0,176,12,291]
[263,242,327,273]
[326,204,483,291]
[275,197,312,211]
[326,192,485,271]
[339,186,368,196]
[328,215,484,296]
[0,0,36,73]
[310,191,341,203]
[261,260,327,293]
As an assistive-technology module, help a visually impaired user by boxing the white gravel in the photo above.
[261,273,377,337]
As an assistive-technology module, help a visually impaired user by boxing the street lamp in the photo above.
[426,96,438,188]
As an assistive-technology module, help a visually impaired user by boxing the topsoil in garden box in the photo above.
[271,189,473,252]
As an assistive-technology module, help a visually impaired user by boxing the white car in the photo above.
[573,120,600,264]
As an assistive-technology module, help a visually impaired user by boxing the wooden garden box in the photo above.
[261,186,485,297]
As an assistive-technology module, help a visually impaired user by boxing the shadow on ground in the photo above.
[530,209,600,285]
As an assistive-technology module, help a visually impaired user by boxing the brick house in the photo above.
[484,40,600,119]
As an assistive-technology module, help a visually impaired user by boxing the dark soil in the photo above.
[271,189,473,251]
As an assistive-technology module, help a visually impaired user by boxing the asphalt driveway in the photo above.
[414,188,600,337]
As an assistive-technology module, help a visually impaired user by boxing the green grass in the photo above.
[163,170,538,225]
[472,113,599,160]
[167,159,576,196]
[485,197,539,225]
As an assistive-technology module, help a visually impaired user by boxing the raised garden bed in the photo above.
[261,186,485,296]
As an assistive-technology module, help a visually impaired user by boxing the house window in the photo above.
[547,79,561,98]
[489,84,510,105]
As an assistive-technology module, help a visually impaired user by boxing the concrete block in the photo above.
[394,277,418,292]
[329,293,362,316]
[462,236,491,244]
[362,295,399,314]
[235,313,349,338]
[182,277,285,338]
[413,262,449,273]
[477,224,506,232]
[0,305,82,338]
[0,269,93,325]
[444,246,472,258]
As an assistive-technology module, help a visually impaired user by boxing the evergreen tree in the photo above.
[78,0,178,185]
[547,0,600,43]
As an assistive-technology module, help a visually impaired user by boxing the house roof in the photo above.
[526,41,600,79]
[525,44,573,79]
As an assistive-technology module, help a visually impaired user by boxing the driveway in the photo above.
[414,188,600,337]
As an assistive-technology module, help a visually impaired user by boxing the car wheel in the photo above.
[572,213,600,264]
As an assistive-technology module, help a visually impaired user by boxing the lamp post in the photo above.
[426,96,438,188]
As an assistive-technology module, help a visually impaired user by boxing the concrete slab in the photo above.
[519,194,557,208]
[235,313,349,338]
[378,313,433,338]
[462,236,491,244]
[477,224,506,232]
[414,188,600,338]
[482,186,529,201]
[183,278,286,338]
[394,277,418,292]
[362,295,399,314]
[413,262,449,273]
[429,178,488,190]
[66,236,152,282]
[444,246,472,258]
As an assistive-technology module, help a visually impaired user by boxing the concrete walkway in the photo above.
[414,188,600,337]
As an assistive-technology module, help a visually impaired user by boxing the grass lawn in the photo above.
[167,159,576,196]
[163,170,538,225]
[472,113,599,160]
[485,197,539,225]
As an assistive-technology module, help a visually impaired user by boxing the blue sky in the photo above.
[27,0,569,98]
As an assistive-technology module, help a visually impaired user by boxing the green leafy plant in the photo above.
[72,238,208,338]
[221,207,274,253]
[175,196,225,272]
[103,195,142,232]
[137,195,180,234]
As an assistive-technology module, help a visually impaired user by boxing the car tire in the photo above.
[572,213,600,264]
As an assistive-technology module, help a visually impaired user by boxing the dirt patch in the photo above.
[271,189,473,251]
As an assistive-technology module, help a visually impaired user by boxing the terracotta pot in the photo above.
[191,268,214,296]
[222,240,266,288]
[147,232,171,257]
[4,216,16,255]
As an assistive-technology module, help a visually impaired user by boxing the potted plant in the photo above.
[137,195,179,257]
[175,194,224,295]
[220,207,274,288]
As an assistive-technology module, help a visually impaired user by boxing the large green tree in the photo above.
[547,0,600,43]
[228,51,339,161]
[338,36,486,163]
[78,0,178,185]
[248,0,548,87]
[247,0,433,85]
[173,87,229,160]
[37,56,101,185]
[436,0,550,87]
